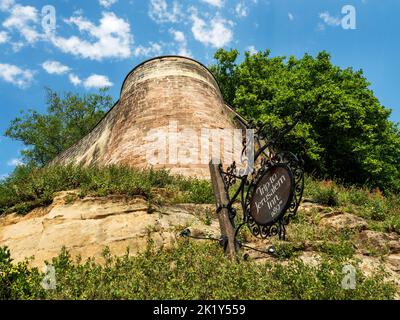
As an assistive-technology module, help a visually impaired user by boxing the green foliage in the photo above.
[273,243,300,260]
[0,242,395,300]
[0,246,12,266]
[210,49,400,193]
[209,49,239,105]
[4,88,113,166]
[316,240,355,258]
[303,175,400,234]
[0,165,215,215]
[0,247,44,300]
[306,179,339,206]
[365,198,388,221]
[203,210,212,226]
[383,214,400,234]
[177,179,215,204]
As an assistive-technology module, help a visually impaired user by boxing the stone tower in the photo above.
[50,56,243,178]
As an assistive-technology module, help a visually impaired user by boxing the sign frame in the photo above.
[217,125,306,241]
[248,163,295,227]
[210,104,309,244]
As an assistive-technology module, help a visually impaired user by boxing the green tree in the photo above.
[210,49,400,193]
[5,88,114,166]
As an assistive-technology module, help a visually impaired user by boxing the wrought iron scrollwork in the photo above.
[219,109,307,241]
[275,152,305,226]
[241,151,304,240]
[221,162,238,191]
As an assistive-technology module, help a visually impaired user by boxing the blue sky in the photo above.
[0,0,399,178]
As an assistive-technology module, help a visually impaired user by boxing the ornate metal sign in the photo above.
[218,108,307,241]
[243,152,304,240]
[181,105,310,256]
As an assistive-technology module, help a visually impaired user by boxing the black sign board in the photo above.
[249,164,295,226]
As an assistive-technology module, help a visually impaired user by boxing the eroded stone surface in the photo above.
[357,230,400,255]
[0,193,219,267]
[387,254,400,271]
[319,213,368,231]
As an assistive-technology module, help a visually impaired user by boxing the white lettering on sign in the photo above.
[255,173,287,218]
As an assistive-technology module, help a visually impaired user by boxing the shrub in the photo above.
[0,165,214,215]
[0,247,44,300]
[273,243,299,260]
[365,198,388,221]
[346,187,371,206]
[316,240,355,258]
[384,215,400,234]
[0,242,395,300]
[305,179,339,206]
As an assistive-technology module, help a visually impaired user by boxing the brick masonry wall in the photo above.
[50,56,242,178]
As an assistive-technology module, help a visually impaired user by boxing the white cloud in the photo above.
[319,12,341,27]
[83,74,113,89]
[7,158,23,166]
[191,12,233,48]
[1,2,133,61]
[171,29,185,43]
[149,0,182,23]
[246,45,257,55]
[0,31,8,43]
[288,12,294,21]
[42,60,71,75]
[51,12,133,61]
[235,2,249,18]
[0,63,34,88]
[69,73,82,86]
[11,41,23,51]
[99,0,118,8]
[2,4,40,44]
[0,0,15,11]
[201,0,223,8]
[170,29,191,57]
[134,42,163,57]
[176,47,191,57]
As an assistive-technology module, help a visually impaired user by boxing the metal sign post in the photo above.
[209,161,238,258]
[184,105,309,257]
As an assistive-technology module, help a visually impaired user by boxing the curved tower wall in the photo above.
[50,56,241,178]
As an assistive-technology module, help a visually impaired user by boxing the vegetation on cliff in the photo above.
[0,165,214,215]
[0,241,396,300]
[0,165,399,300]
[0,165,399,236]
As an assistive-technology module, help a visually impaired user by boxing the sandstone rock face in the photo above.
[50,56,242,178]
[0,192,219,267]
[387,254,400,271]
[357,230,400,255]
[319,212,368,231]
